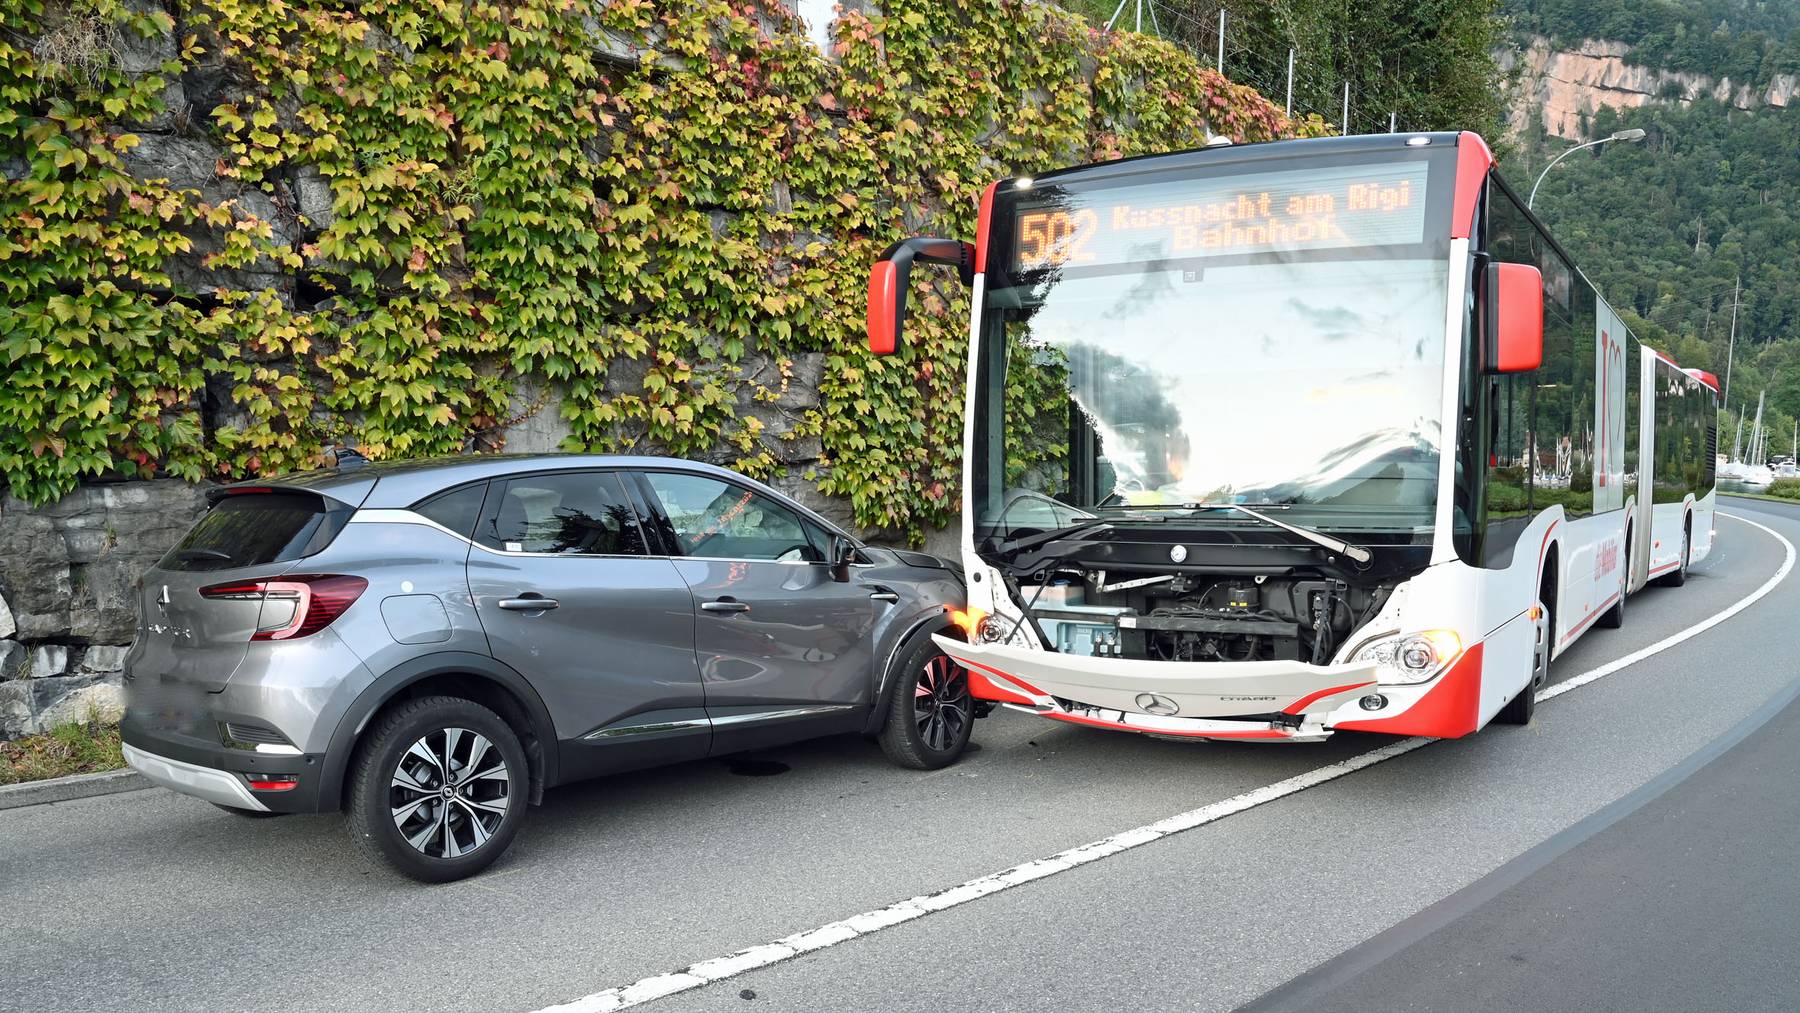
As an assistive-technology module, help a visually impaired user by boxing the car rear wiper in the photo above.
[176,548,233,563]
[1186,502,1373,564]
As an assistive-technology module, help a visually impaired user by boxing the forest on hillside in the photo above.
[1518,97,1800,451]
[1061,0,1509,135]
[1503,0,1800,87]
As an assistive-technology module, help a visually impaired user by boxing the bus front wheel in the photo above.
[1496,597,1551,726]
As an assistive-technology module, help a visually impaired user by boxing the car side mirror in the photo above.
[829,535,855,583]
[1484,261,1544,374]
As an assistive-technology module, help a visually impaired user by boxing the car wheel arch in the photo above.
[862,612,967,737]
[321,651,559,811]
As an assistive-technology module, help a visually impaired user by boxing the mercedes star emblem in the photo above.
[1136,693,1180,716]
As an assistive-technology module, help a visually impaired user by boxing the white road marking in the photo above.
[533,511,1793,1013]
[1539,512,1792,702]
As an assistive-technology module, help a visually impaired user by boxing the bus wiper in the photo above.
[996,514,1162,556]
[1188,502,1374,564]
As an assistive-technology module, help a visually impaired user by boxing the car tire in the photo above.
[878,634,974,770]
[347,695,528,883]
[212,802,287,818]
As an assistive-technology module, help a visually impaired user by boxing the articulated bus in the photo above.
[866,132,1717,742]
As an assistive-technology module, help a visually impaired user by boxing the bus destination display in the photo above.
[1011,161,1431,271]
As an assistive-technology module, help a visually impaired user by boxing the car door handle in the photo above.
[498,596,559,611]
[868,591,900,603]
[701,599,751,614]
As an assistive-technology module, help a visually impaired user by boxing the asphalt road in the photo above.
[2,499,1794,1013]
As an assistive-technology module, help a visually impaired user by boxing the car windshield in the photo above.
[971,153,1454,541]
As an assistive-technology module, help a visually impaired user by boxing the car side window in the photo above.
[640,472,821,562]
[414,482,488,539]
[480,472,647,556]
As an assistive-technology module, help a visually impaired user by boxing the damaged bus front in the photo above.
[867,133,1577,743]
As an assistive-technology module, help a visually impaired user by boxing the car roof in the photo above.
[230,454,853,538]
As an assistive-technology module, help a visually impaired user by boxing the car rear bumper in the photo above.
[120,713,330,813]
[123,743,271,812]
[936,636,1387,742]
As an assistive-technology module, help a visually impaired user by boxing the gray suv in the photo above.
[121,455,975,881]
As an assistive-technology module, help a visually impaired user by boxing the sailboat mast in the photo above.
[1752,390,1766,465]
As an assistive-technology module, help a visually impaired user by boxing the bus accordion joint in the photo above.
[866,236,974,354]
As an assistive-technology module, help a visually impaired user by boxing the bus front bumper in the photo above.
[936,636,1387,741]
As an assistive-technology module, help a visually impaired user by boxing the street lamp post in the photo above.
[1527,128,1647,210]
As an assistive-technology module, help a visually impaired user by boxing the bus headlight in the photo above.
[1352,629,1463,685]
[975,614,1019,644]
[947,607,1022,645]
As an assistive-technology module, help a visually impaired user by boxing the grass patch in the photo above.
[1767,478,1800,500]
[0,718,125,786]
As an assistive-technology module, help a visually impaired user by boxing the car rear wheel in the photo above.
[878,636,974,770]
[347,696,527,882]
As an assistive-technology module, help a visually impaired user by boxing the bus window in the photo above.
[1533,245,1590,520]
[1624,332,1640,496]
[1481,181,1536,567]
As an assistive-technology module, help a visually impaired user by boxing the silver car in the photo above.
[121,455,976,881]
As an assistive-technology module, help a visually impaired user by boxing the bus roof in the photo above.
[1009,131,1471,189]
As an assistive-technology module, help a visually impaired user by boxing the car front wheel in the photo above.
[878,635,974,770]
[347,696,528,882]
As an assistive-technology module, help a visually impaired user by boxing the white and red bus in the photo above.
[866,132,1717,741]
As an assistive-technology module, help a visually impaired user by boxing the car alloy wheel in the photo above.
[389,727,511,859]
[913,654,971,752]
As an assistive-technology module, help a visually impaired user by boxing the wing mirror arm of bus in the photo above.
[867,237,975,355]
[1485,261,1544,374]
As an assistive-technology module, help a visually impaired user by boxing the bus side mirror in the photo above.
[828,535,856,582]
[867,237,975,355]
[1485,262,1543,374]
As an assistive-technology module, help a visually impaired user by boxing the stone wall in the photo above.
[0,481,209,738]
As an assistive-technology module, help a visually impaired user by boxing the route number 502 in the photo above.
[1016,209,1099,269]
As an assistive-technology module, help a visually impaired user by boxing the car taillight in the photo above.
[200,574,368,641]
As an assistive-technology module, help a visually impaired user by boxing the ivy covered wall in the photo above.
[2,0,1318,544]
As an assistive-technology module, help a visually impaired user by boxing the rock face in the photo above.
[0,481,209,739]
[1504,35,1800,139]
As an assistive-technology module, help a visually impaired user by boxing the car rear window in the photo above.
[159,492,343,571]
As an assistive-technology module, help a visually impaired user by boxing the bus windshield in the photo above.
[971,154,1455,542]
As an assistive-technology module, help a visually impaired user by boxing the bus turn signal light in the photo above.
[947,607,987,640]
